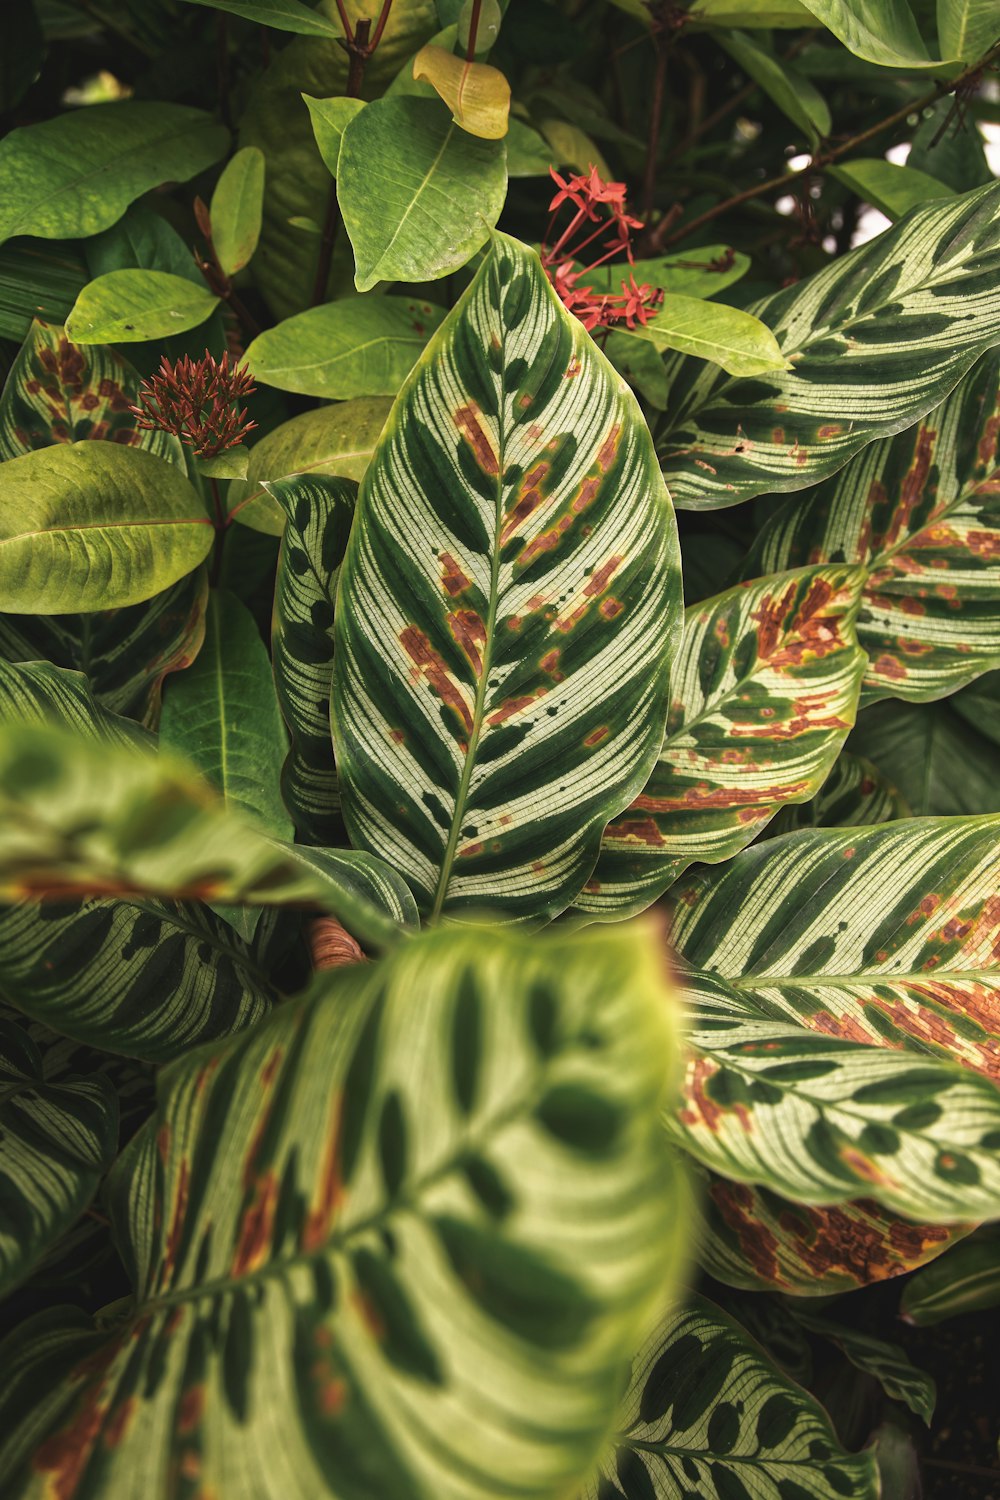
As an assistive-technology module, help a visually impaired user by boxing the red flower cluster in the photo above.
[129,351,256,459]
[541,167,662,334]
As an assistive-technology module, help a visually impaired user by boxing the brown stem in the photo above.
[369,0,395,52]
[332,0,354,39]
[642,37,669,222]
[658,41,1000,250]
[465,0,483,61]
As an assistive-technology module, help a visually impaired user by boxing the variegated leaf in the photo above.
[789,1308,935,1423]
[657,182,1000,509]
[0,658,151,749]
[333,233,682,923]
[269,474,356,846]
[900,1226,1000,1324]
[577,566,865,917]
[765,751,910,838]
[583,1295,878,1500]
[0,922,687,1500]
[0,1016,117,1298]
[744,350,1000,700]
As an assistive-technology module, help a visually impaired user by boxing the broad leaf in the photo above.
[0,921,687,1500]
[0,103,228,246]
[936,0,999,60]
[626,293,790,377]
[0,658,150,749]
[64,269,219,344]
[209,146,266,277]
[578,566,865,917]
[900,1226,1000,1322]
[0,442,213,613]
[270,475,355,846]
[333,234,682,922]
[0,243,87,343]
[245,296,446,399]
[657,182,1000,509]
[85,203,206,286]
[766,750,910,837]
[828,158,955,219]
[227,397,391,535]
[592,245,750,302]
[411,45,512,139]
[720,30,832,145]
[849,694,1000,816]
[583,1296,878,1500]
[796,0,938,65]
[180,0,342,35]
[745,350,1000,700]
[304,94,366,176]
[790,1308,936,1422]
[0,1017,117,1298]
[338,96,507,291]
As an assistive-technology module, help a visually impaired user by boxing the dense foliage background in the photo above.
[0,0,999,1496]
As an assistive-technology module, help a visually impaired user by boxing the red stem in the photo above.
[465,0,483,61]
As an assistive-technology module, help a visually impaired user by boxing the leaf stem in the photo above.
[465,0,483,61]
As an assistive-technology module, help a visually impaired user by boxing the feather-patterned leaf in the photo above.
[583,1295,878,1500]
[900,1226,1000,1323]
[333,233,682,924]
[789,1308,936,1422]
[744,350,1000,701]
[0,1016,117,1298]
[657,182,1000,509]
[0,658,151,749]
[0,921,687,1500]
[765,751,910,837]
[577,566,865,917]
[269,475,355,846]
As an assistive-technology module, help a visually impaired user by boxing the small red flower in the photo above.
[541,166,662,335]
[129,351,256,459]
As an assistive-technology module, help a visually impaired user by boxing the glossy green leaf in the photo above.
[0,243,87,343]
[849,694,1000,816]
[303,94,366,176]
[720,30,832,145]
[796,0,938,66]
[688,0,816,24]
[64,269,219,344]
[790,1308,936,1422]
[829,158,955,219]
[765,750,910,837]
[208,146,266,276]
[591,246,750,302]
[333,234,682,922]
[180,0,342,34]
[578,567,865,917]
[901,1226,1000,1322]
[657,182,1000,509]
[626,293,789,378]
[245,296,446,399]
[0,102,228,246]
[745,350,1000,700]
[0,1017,117,1299]
[583,1296,878,1500]
[937,0,999,61]
[0,442,213,613]
[227,397,391,535]
[338,96,507,291]
[270,475,355,846]
[0,319,180,463]
[0,920,687,1500]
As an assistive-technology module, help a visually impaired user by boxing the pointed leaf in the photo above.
[796,0,938,65]
[64,269,219,344]
[303,94,366,176]
[720,30,832,145]
[850,695,1000,815]
[901,1226,1000,1322]
[790,1308,936,1422]
[828,158,955,218]
[626,293,790,377]
[0,921,687,1500]
[179,0,342,35]
[209,146,266,277]
[333,234,682,923]
[411,45,512,139]
[578,566,865,917]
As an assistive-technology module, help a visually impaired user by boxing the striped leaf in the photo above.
[901,1226,1000,1323]
[0,244,87,344]
[744,350,1000,701]
[577,566,865,917]
[583,1295,878,1500]
[0,1016,117,1298]
[765,751,910,838]
[333,233,682,923]
[0,320,180,463]
[0,921,687,1500]
[656,182,1000,509]
[789,1309,936,1423]
[270,475,355,846]
[0,658,151,749]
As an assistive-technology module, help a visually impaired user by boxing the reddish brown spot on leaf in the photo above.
[399,625,474,740]
[454,402,499,476]
[439,552,472,597]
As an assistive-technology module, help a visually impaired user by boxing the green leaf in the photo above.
[766,750,910,837]
[303,94,366,176]
[796,0,939,65]
[590,245,750,301]
[0,658,151,750]
[333,234,682,923]
[688,0,817,25]
[720,30,832,145]
[0,243,87,343]
[0,442,213,613]
[269,475,356,846]
[657,182,1000,509]
[0,319,180,463]
[849,694,1000,815]
[0,919,687,1500]
[909,97,993,191]
[744,349,1000,700]
[0,723,412,954]
[227,397,391,534]
[195,445,249,480]
[538,117,611,177]
[936,0,999,58]
[577,567,865,917]
[0,102,228,247]
[338,96,507,291]
[64,269,220,344]
[0,1017,118,1299]
[829,158,955,218]
[901,1226,1000,1323]
[583,1295,879,1500]
[789,1308,936,1422]
[0,0,44,114]
[84,203,204,285]
[245,296,446,399]
[506,117,555,176]
[626,292,790,377]
[209,146,266,277]
[179,0,342,34]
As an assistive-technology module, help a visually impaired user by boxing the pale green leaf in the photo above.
[936,0,1000,60]
[829,157,955,218]
[303,94,366,176]
[64,269,219,344]
[627,292,790,377]
[209,146,266,277]
[538,118,611,177]
[195,446,249,480]
[591,246,750,301]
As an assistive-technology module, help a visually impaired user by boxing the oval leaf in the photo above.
[65,268,219,344]
[208,146,266,276]
[411,44,512,139]
[629,292,790,377]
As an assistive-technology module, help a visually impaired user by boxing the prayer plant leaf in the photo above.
[627,294,790,378]
[0,920,688,1500]
[244,296,446,399]
[332,232,682,924]
[583,1295,879,1500]
[0,1017,118,1299]
[789,1308,936,1423]
[269,475,356,847]
[0,443,213,613]
[337,96,508,291]
[744,349,1000,702]
[657,182,1000,509]
[64,269,220,344]
[0,103,229,247]
[209,146,266,277]
[577,566,865,917]
[900,1226,1000,1323]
